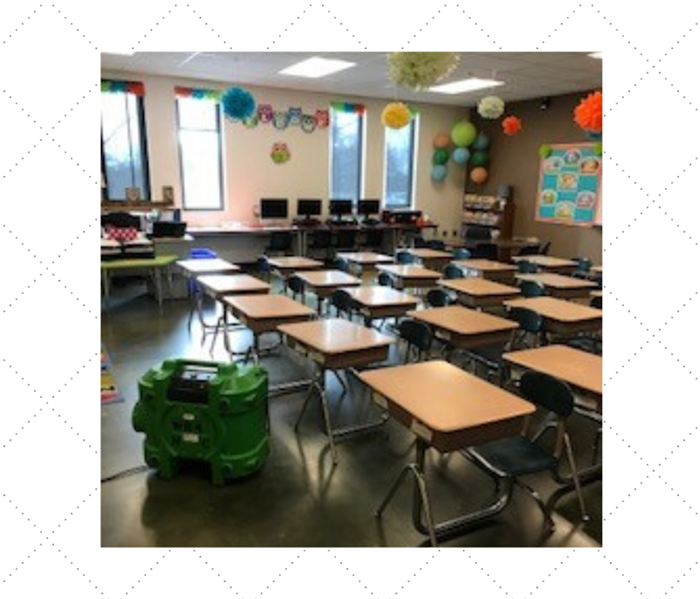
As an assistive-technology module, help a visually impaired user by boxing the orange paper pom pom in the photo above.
[574,91,603,133]
[502,116,522,136]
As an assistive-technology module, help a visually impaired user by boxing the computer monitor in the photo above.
[358,199,380,217]
[329,199,353,217]
[297,199,322,218]
[260,198,288,219]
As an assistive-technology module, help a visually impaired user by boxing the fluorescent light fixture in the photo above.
[429,78,504,95]
[280,57,356,78]
[588,52,603,59]
[103,51,135,56]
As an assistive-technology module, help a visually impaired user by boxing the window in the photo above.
[101,86,150,201]
[330,108,364,201]
[384,117,418,209]
[177,96,224,210]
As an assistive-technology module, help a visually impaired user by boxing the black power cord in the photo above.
[101,465,151,484]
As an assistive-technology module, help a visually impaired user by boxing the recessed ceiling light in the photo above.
[429,78,504,95]
[588,52,603,59]
[280,57,356,78]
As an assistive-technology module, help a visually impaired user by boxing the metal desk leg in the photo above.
[294,367,339,464]
[102,270,111,311]
[153,268,163,308]
[166,266,174,301]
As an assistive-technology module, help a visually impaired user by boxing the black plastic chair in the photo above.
[257,256,271,282]
[517,244,540,257]
[453,248,471,261]
[265,231,293,255]
[463,371,589,530]
[287,274,306,302]
[590,295,602,310]
[539,241,551,256]
[396,250,415,265]
[472,242,498,261]
[377,272,395,287]
[442,263,467,280]
[329,289,356,320]
[398,319,433,363]
[571,257,592,279]
[427,239,446,251]
[517,261,539,274]
[425,288,454,308]
[520,280,547,298]
[329,257,349,272]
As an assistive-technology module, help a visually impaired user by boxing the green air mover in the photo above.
[132,359,269,485]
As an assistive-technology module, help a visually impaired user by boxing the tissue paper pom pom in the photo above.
[433,149,450,165]
[381,102,412,129]
[594,142,603,156]
[389,52,460,90]
[452,148,470,164]
[472,132,490,151]
[502,116,522,136]
[471,150,489,167]
[433,133,451,149]
[477,96,505,119]
[431,164,448,182]
[539,144,552,158]
[470,167,489,184]
[451,121,477,147]
[574,91,603,133]
[221,87,256,121]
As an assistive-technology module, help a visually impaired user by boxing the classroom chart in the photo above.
[536,142,602,227]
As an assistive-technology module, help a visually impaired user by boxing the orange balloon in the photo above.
[470,167,489,184]
[433,133,450,149]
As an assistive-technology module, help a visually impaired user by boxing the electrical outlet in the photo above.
[452,230,458,237]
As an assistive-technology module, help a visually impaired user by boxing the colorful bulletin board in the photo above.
[536,143,602,227]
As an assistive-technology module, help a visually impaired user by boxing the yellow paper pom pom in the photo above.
[381,102,412,129]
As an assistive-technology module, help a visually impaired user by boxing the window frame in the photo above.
[175,96,225,212]
[100,90,151,202]
[383,115,419,210]
[329,108,365,204]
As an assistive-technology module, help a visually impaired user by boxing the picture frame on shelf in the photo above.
[125,187,141,202]
[162,185,174,204]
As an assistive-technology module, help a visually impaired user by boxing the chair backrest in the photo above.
[520,371,575,417]
[508,306,543,334]
[539,241,551,256]
[330,257,349,272]
[572,257,592,272]
[330,289,356,317]
[443,263,466,279]
[426,289,453,308]
[287,274,305,296]
[398,319,433,359]
[396,250,415,265]
[517,244,540,257]
[473,243,498,261]
[269,232,292,251]
[453,248,471,260]
[257,255,270,273]
[520,280,547,298]
[413,237,429,248]
[377,272,394,287]
[427,239,446,250]
[590,295,602,310]
[517,260,539,274]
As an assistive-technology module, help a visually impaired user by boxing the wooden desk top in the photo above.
[591,265,603,274]
[503,345,602,397]
[278,318,394,354]
[591,290,602,298]
[223,294,315,319]
[176,258,240,275]
[408,305,518,335]
[376,264,442,279]
[454,259,517,272]
[359,360,534,434]
[197,274,270,295]
[336,252,394,265]
[267,256,324,270]
[439,278,520,297]
[515,273,597,289]
[406,248,453,259]
[340,285,419,308]
[296,270,362,288]
[504,297,602,322]
[511,255,577,268]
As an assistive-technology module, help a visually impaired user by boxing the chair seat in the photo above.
[469,437,557,477]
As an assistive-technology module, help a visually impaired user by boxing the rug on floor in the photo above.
[101,345,123,405]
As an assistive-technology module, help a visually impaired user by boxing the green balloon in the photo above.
[594,142,603,156]
[538,144,552,159]
[451,121,477,148]
[471,150,490,167]
[432,148,450,165]
[472,132,490,151]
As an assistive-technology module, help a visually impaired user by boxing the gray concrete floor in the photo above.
[101,277,602,548]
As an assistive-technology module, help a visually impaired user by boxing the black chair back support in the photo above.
[396,250,415,265]
[330,257,349,272]
[539,241,551,255]
[377,272,394,287]
[517,244,540,257]
[425,289,453,308]
[572,257,592,272]
[398,319,433,362]
[590,295,602,310]
[517,261,539,274]
[508,307,543,334]
[442,263,466,279]
[453,248,471,260]
[287,274,306,298]
[520,371,575,417]
[427,239,446,250]
[330,289,356,318]
[257,255,270,275]
[520,280,547,298]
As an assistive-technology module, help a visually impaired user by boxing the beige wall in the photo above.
[102,71,470,237]
[472,92,602,263]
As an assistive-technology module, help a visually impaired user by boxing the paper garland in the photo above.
[101,80,145,96]
[175,86,222,101]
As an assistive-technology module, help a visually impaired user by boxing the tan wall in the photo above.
[472,92,602,263]
[101,71,470,237]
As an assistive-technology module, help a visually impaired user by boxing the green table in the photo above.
[101,255,177,309]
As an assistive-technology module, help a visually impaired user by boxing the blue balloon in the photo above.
[431,164,448,181]
[452,147,470,165]
[473,132,490,151]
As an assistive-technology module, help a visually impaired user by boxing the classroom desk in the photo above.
[408,305,518,351]
[403,248,454,271]
[223,294,316,364]
[591,266,603,274]
[295,269,362,313]
[590,290,602,298]
[101,255,177,309]
[267,256,325,280]
[197,274,271,299]
[504,296,602,337]
[336,252,394,275]
[376,264,442,290]
[511,255,577,273]
[452,259,517,283]
[279,318,394,463]
[515,273,597,299]
[359,360,535,546]
[438,278,520,309]
[339,285,419,326]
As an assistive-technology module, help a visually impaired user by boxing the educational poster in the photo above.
[536,143,602,227]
